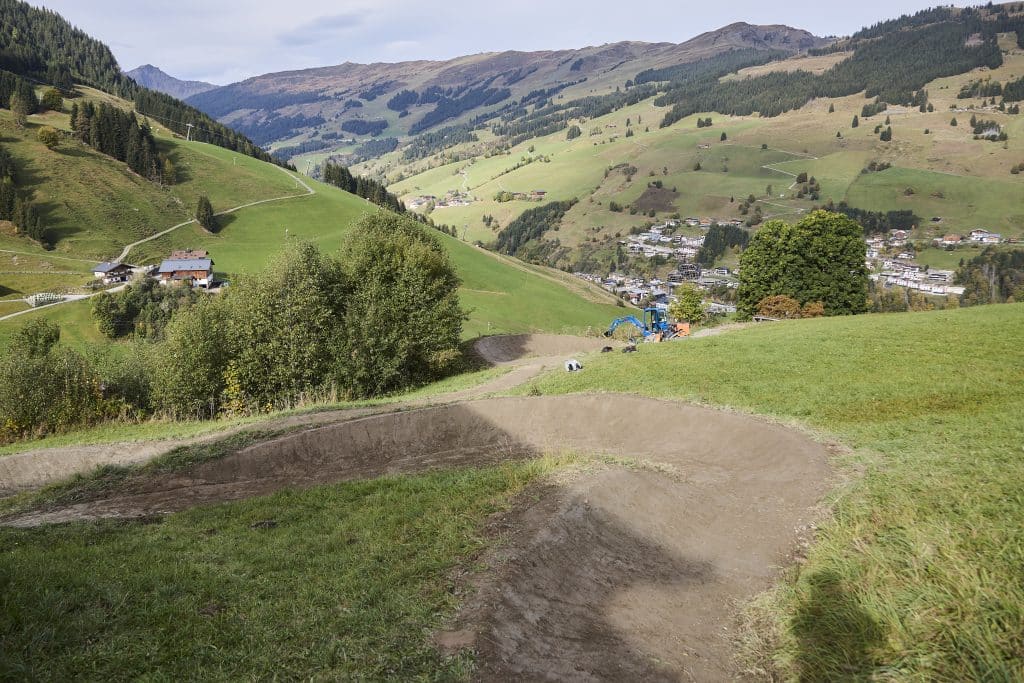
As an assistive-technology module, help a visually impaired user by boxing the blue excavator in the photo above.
[604,307,689,342]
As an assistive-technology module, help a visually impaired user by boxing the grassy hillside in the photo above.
[378,32,1024,270]
[1,98,626,346]
[524,304,1024,680]
[0,103,296,262]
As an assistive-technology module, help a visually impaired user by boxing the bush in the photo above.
[151,296,231,419]
[0,322,111,441]
[37,126,61,149]
[222,241,346,410]
[756,295,802,319]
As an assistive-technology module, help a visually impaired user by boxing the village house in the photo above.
[158,256,215,288]
[91,261,135,285]
[969,229,1002,243]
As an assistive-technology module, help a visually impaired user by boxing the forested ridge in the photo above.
[494,199,577,256]
[0,0,285,167]
[322,162,406,214]
[657,14,1019,126]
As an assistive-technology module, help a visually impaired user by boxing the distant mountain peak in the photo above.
[125,64,217,100]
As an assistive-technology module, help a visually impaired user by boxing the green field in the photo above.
[523,304,1024,680]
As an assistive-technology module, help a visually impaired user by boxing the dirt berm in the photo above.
[5,394,831,681]
[473,333,610,364]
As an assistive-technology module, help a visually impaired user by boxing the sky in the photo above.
[33,1,963,85]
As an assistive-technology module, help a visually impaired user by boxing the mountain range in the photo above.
[125,64,217,100]
[178,23,826,148]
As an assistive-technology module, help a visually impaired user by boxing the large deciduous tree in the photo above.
[737,210,868,318]
[669,284,707,325]
[334,212,464,397]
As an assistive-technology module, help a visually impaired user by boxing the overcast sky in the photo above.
[33,1,961,85]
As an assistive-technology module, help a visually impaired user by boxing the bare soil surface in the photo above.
[3,394,831,681]
[473,333,611,364]
[0,334,600,494]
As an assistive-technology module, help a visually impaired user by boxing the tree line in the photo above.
[409,85,512,134]
[0,144,44,242]
[341,119,389,137]
[957,247,1024,306]
[69,101,175,185]
[696,223,750,266]
[0,215,464,442]
[321,162,406,214]
[819,201,918,235]
[493,199,577,256]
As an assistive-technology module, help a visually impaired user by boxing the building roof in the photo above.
[92,261,133,273]
[159,258,213,273]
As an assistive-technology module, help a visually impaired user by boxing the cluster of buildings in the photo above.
[408,190,476,210]
[865,233,965,296]
[575,265,738,312]
[503,190,548,202]
[932,229,1004,247]
[91,249,217,289]
[623,220,707,260]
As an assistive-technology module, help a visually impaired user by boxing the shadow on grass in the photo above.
[791,569,885,681]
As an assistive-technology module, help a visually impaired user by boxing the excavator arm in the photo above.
[603,316,651,338]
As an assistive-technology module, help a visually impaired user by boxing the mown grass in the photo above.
[521,303,1024,680]
[0,458,573,681]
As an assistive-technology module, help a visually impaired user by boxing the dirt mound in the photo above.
[474,334,611,364]
[3,395,830,680]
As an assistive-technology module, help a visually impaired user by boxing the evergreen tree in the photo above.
[195,195,217,232]
[9,91,29,127]
[828,103,835,113]
[881,126,893,142]
[852,115,859,128]
[720,131,727,141]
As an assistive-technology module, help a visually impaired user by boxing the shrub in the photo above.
[756,295,802,319]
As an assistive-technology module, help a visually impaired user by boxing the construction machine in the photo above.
[603,308,689,342]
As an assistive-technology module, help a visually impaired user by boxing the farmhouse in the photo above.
[91,261,135,284]
[158,256,214,288]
